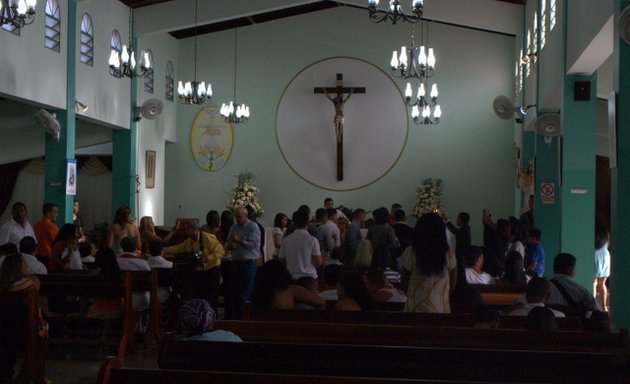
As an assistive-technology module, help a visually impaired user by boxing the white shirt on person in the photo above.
[148,255,173,269]
[0,219,36,247]
[278,229,321,279]
[508,302,566,318]
[0,253,47,275]
[61,249,83,270]
[117,256,151,311]
[465,268,495,285]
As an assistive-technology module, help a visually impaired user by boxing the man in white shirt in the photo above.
[509,277,565,318]
[147,240,173,269]
[465,246,494,285]
[0,202,36,247]
[117,237,151,311]
[0,237,47,275]
[315,208,338,262]
[279,210,322,279]
[546,253,600,312]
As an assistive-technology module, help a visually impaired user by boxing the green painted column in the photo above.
[43,0,76,225]
[533,135,561,277]
[610,0,630,330]
[559,75,596,292]
[111,16,139,218]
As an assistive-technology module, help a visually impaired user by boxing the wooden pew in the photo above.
[98,356,481,384]
[158,334,630,383]
[242,307,582,330]
[0,287,47,384]
[470,284,525,307]
[215,320,630,353]
[37,270,161,363]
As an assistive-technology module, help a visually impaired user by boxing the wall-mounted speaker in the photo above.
[574,81,591,101]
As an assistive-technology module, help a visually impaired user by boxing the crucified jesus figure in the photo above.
[314,73,365,181]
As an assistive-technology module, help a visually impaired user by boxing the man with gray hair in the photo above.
[225,207,261,319]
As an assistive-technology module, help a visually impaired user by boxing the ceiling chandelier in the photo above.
[0,0,36,28]
[177,0,213,105]
[220,28,250,124]
[367,0,423,25]
[108,9,152,79]
[392,21,441,124]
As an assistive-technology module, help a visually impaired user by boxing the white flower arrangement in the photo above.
[413,178,444,216]
[228,172,264,218]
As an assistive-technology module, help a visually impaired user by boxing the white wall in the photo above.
[538,0,565,111]
[165,6,517,243]
[566,0,613,73]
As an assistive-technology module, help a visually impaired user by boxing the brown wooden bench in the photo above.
[242,306,582,330]
[0,287,47,384]
[215,320,630,353]
[470,284,525,306]
[98,356,485,384]
[158,334,630,382]
[37,270,161,363]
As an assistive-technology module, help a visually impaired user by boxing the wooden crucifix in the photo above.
[314,73,366,181]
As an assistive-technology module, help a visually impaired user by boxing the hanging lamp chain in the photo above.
[193,0,198,81]
[233,28,238,101]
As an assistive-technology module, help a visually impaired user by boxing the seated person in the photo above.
[78,241,96,263]
[295,276,319,310]
[116,237,151,311]
[119,236,141,260]
[524,306,559,331]
[0,253,41,292]
[59,235,83,270]
[363,269,407,303]
[146,240,173,269]
[319,264,342,301]
[465,246,494,285]
[250,260,325,310]
[87,248,123,320]
[496,251,529,287]
[0,238,47,275]
[547,253,600,314]
[179,299,242,342]
[335,273,374,311]
[507,277,565,318]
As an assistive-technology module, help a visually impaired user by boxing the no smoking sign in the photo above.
[540,183,555,204]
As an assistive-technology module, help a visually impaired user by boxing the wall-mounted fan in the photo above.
[534,113,561,144]
[619,6,630,45]
[134,98,164,122]
[34,109,60,141]
[492,95,536,124]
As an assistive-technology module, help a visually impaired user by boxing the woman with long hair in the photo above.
[498,251,529,287]
[401,212,457,313]
[107,206,141,256]
[272,213,289,259]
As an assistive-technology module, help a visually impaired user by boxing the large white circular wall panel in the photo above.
[276,57,408,191]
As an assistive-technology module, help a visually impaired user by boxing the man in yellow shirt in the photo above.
[164,220,224,308]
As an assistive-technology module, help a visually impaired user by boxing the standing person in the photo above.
[0,202,36,248]
[367,207,399,269]
[72,200,86,243]
[164,221,224,308]
[391,209,414,267]
[314,208,335,262]
[401,213,457,313]
[444,211,471,263]
[201,210,221,237]
[245,205,265,265]
[343,208,365,264]
[139,216,176,255]
[33,203,59,259]
[525,229,545,277]
[389,203,402,225]
[107,206,141,256]
[278,209,322,279]
[218,210,235,244]
[594,224,611,311]
[517,195,535,244]
[271,213,289,260]
[224,207,261,319]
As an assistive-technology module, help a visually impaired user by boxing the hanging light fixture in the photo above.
[220,28,250,124]
[108,9,152,79]
[367,0,423,24]
[177,0,212,105]
[0,0,36,28]
[393,21,441,124]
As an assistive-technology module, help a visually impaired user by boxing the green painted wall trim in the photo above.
[533,135,561,276]
[559,75,596,292]
[43,0,76,226]
[610,0,630,330]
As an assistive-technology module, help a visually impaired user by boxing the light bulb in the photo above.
[411,105,420,118]
[390,51,399,69]
[368,0,378,5]
[236,105,243,118]
[198,82,206,97]
[184,82,192,96]
[121,45,129,64]
[423,105,431,118]
[419,46,427,66]
[17,0,27,15]
[206,83,213,97]
[434,105,442,118]
[418,83,426,97]
[26,0,36,10]
[220,103,228,116]
[405,83,413,98]
[389,0,395,11]
[143,51,151,69]
[130,51,136,69]
[177,81,185,96]
[412,0,423,7]
[229,102,235,114]
[427,48,436,68]
[399,47,408,69]
[108,50,120,67]
[244,106,250,118]
[430,84,438,98]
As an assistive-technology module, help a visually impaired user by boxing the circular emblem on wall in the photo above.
[276,57,408,191]
[190,106,233,172]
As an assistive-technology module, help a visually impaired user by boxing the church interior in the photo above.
[2,0,630,382]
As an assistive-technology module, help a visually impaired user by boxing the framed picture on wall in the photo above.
[66,159,77,195]
[146,150,156,189]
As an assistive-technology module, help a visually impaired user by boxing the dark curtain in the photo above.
[76,156,113,171]
[0,160,29,217]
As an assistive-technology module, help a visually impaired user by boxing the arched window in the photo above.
[532,11,538,54]
[541,0,547,49]
[80,13,94,66]
[525,29,531,78]
[165,61,174,102]
[110,29,122,53]
[550,0,557,31]
[143,50,154,93]
[44,0,61,51]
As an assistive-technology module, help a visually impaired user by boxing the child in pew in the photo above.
[335,273,374,311]
[60,234,83,270]
[363,269,407,304]
[250,260,326,310]
[179,299,242,342]
[506,277,565,318]
[78,241,96,264]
